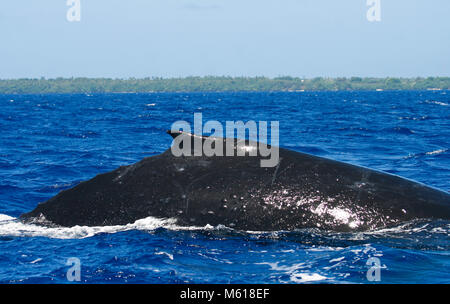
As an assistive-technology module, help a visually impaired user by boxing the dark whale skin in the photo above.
[20,132,450,232]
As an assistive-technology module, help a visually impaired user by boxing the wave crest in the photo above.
[0,214,211,239]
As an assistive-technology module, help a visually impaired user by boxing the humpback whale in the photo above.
[20,131,450,232]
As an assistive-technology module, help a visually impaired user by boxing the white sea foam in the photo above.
[0,214,211,239]
[255,261,329,283]
[425,100,449,106]
[155,251,174,260]
[30,258,43,264]
[290,273,328,283]
[425,149,447,156]
[365,221,448,235]
[329,257,345,263]
[1,212,447,240]
[404,148,448,159]
[0,214,15,222]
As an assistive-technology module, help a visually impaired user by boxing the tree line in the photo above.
[0,76,449,94]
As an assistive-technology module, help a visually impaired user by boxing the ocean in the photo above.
[0,91,449,283]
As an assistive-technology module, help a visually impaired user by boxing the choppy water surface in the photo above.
[0,91,449,283]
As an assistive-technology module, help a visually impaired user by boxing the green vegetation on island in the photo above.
[0,76,449,94]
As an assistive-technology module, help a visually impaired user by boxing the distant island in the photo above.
[0,77,449,94]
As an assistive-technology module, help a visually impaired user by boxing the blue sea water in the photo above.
[0,91,449,284]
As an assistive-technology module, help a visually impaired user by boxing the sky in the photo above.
[0,0,449,79]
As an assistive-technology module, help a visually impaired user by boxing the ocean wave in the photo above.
[426,149,448,156]
[0,214,212,239]
[382,127,416,135]
[424,100,449,106]
[1,213,448,249]
[404,148,448,159]
[290,273,328,283]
